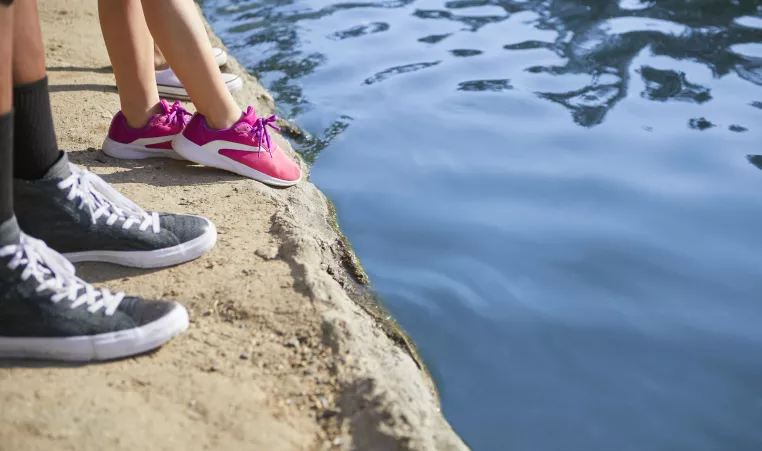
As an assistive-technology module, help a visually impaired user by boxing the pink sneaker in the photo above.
[102,100,191,160]
[173,107,302,187]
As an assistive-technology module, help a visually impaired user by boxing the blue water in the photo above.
[201,1,762,450]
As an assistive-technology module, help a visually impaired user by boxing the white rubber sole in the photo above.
[173,134,301,187]
[63,217,217,269]
[214,48,228,67]
[157,75,243,101]
[102,137,185,161]
[0,303,189,362]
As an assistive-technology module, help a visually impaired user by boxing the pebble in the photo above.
[255,246,278,260]
[240,353,250,360]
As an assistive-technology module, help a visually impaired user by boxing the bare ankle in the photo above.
[124,102,162,129]
[154,61,170,71]
[154,44,169,71]
[205,109,241,130]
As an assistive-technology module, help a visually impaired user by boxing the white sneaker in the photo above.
[156,67,243,101]
[213,47,228,67]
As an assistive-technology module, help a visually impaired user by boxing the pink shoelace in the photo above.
[236,107,281,158]
[163,101,192,127]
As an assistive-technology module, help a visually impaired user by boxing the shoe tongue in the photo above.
[148,100,173,127]
[0,217,21,246]
[239,106,258,125]
[40,152,72,181]
[159,99,172,115]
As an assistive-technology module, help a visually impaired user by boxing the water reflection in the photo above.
[457,79,513,91]
[419,33,453,44]
[688,116,715,130]
[639,66,711,103]
[206,0,762,154]
[364,61,442,85]
[295,115,353,164]
[450,49,484,57]
[747,154,762,170]
[329,22,390,40]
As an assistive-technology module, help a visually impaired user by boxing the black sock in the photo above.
[0,110,13,225]
[13,77,61,180]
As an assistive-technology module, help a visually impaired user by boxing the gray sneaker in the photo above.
[14,155,217,268]
[0,226,189,361]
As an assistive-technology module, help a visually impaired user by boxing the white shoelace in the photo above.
[0,234,124,315]
[58,164,160,233]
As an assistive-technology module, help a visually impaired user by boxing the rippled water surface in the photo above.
[202,1,762,449]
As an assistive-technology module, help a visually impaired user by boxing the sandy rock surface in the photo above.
[0,1,469,450]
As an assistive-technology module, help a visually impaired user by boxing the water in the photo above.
[201,1,762,450]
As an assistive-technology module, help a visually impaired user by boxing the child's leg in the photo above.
[141,0,240,129]
[11,0,60,181]
[0,0,13,227]
[98,0,240,130]
[154,42,169,71]
[98,0,160,128]
[154,39,227,71]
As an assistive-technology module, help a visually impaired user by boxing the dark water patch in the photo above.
[328,22,390,40]
[457,79,512,92]
[504,40,555,51]
[450,49,483,57]
[418,33,452,44]
[363,61,442,85]
[747,155,762,170]
[639,66,712,103]
[688,117,715,130]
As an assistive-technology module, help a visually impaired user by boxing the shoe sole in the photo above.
[102,137,186,161]
[63,217,217,269]
[157,75,243,101]
[215,50,228,67]
[173,134,301,187]
[0,303,189,362]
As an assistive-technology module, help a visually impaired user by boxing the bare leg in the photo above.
[0,2,12,114]
[10,0,44,84]
[98,0,239,130]
[98,0,160,128]
[154,42,169,71]
[0,1,14,225]
[141,0,240,129]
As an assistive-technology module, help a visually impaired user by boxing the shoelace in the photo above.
[164,101,192,127]
[236,107,280,158]
[0,234,125,315]
[58,164,160,233]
